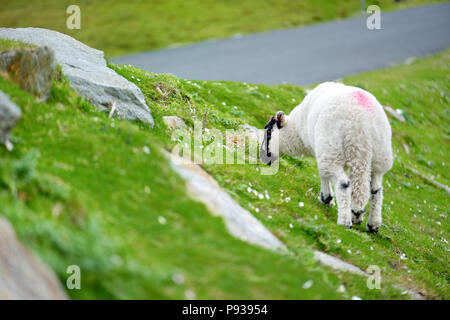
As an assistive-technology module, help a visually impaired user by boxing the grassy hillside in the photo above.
[0,39,390,300]
[0,38,449,299]
[0,0,443,57]
[112,50,450,299]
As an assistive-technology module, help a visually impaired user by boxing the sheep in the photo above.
[260,82,393,232]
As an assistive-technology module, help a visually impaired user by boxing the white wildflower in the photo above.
[157,216,167,225]
[337,285,346,293]
[185,289,196,300]
[5,140,13,152]
[142,146,150,154]
[302,280,313,289]
[172,273,184,285]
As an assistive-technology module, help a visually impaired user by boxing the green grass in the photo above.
[0,0,444,57]
[0,38,448,299]
[110,50,450,299]
[0,38,393,300]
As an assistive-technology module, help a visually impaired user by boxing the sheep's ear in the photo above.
[276,111,287,128]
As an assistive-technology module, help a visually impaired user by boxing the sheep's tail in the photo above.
[344,129,372,212]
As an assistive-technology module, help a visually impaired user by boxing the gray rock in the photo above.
[239,124,264,143]
[0,46,56,101]
[168,152,287,253]
[384,105,406,123]
[407,165,450,195]
[0,217,67,299]
[0,28,153,127]
[313,250,426,299]
[313,251,366,276]
[168,151,425,299]
[163,115,186,129]
[0,90,21,145]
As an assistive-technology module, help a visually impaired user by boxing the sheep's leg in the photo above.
[332,169,352,228]
[318,178,335,206]
[367,173,384,233]
[349,164,371,226]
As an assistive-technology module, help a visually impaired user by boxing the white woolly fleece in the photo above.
[268,82,393,230]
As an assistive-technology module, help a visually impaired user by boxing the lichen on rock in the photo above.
[0,46,56,101]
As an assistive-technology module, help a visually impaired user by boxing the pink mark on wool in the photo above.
[351,90,374,110]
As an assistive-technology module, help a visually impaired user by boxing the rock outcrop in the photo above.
[313,251,366,276]
[0,90,21,145]
[0,46,56,101]
[0,28,153,127]
[239,124,264,144]
[168,152,287,253]
[163,115,186,129]
[0,217,67,299]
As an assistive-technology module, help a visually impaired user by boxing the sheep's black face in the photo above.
[260,116,279,166]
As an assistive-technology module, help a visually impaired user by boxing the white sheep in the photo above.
[260,82,393,232]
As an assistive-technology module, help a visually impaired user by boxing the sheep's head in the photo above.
[260,111,287,166]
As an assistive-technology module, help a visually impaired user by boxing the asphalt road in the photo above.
[113,3,450,85]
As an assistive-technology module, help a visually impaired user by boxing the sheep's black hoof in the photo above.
[338,221,353,229]
[367,224,379,234]
[351,209,365,225]
[320,192,333,205]
[351,209,365,218]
